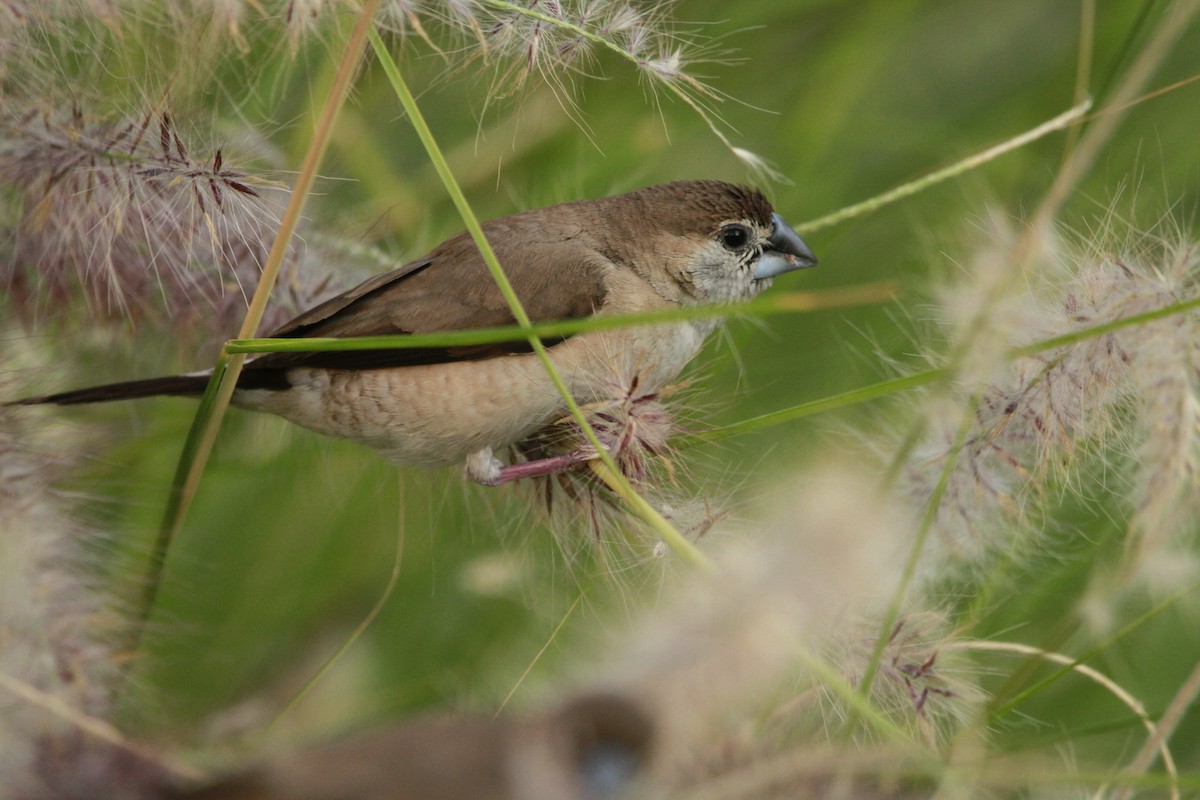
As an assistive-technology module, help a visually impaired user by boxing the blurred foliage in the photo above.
[5,0,1200,786]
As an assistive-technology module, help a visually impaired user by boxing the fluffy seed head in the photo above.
[897,210,1200,580]
[0,105,293,339]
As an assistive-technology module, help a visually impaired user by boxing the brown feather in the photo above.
[11,374,212,405]
[243,207,613,375]
[243,180,767,377]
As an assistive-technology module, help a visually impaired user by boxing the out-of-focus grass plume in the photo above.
[0,361,172,798]
[898,215,1200,579]
[0,106,293,336]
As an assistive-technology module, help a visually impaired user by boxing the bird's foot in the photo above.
[464,448,505,485]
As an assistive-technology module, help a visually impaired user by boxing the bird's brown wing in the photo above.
[243,220,610,380]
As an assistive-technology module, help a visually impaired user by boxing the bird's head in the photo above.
[615,180,818,305]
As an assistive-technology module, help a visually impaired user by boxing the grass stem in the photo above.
[370,31,708,567]
[138,2,381,649]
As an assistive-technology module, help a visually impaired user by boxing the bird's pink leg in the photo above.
[478,451,595,486]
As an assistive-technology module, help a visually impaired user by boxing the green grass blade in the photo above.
[698,290,1200,442]
[798,100,1090,235]
[139,3,381,648]
[693,369,945,444]
[131,355,229,646]
[986,580,1198,720]
[224,283,897,355]
[370,31,710,568]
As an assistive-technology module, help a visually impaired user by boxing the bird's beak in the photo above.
[754,212,818,280]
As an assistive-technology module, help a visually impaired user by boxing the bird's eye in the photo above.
[719,224,751,252]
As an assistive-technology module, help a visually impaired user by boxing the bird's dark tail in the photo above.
[9,374,212,406]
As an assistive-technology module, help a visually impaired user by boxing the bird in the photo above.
[11,180,817,484]
[165,691,655,800]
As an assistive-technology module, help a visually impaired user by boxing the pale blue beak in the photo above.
[753,212,818,280]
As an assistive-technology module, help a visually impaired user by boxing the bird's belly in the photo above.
[240,357,564,467]
[236,323,708,467]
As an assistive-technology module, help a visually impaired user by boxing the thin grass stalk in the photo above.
[1027,0,1198,243]
[695,370,946,444]
[265,478,406,735]
[701,290,1200,442]
[223,287,1200,399]
[951,641,1179,800]
[1006,292,1200,358]
[1084,72,1200,120]
[369,31,711,569]
[223,283,897,356]
[798,100,1090,235]
[928,0,1198,441]
[791,644,912,745]
[588,461,713,572]
[1112,655,1200,800]
[136,354,230,638]
[864,7,1200,651]
[493,590,586,718]
[218,277,1200,492]
[849,397,980,723]
[0,672,204,783]
[476,0,753,168]
[140,2,381,638]
[1060,0,1096,158]
[480,0,654,65]
[986,579,1199,720]
[856,5,1199,718]
[1089,0,1166,106]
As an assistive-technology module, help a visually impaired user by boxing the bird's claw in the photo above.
[464,449,505,485]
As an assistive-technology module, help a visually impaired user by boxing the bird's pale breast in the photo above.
[236,321,708,468]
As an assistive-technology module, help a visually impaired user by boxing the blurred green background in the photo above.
[19,0,1200,779]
